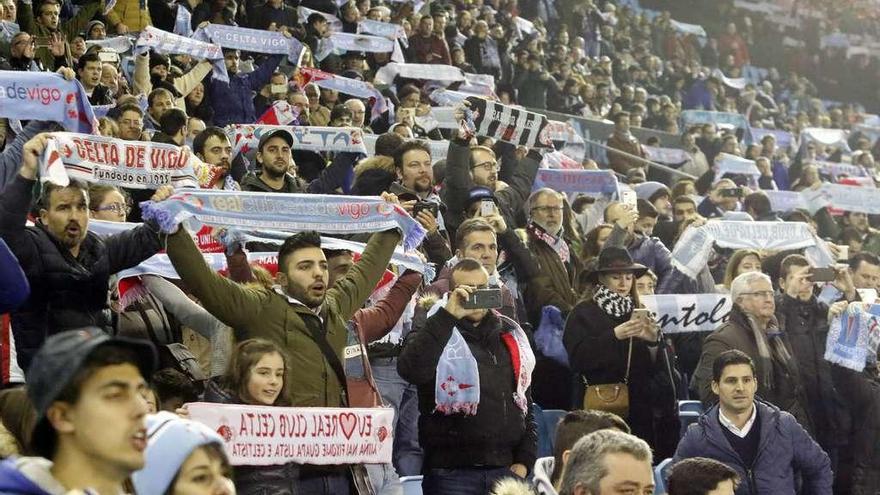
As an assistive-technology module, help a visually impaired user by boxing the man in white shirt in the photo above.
[674,350,832,495]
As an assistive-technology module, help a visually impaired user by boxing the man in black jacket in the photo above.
[398,258,537,495]
[0,134,173,371]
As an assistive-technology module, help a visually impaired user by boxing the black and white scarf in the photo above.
[467,97,551,148]
[594,284,634,319]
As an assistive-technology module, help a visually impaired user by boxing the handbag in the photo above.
[583,338,632,418]
[345,321,384,408]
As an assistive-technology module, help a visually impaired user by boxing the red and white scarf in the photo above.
[528,222,570,264]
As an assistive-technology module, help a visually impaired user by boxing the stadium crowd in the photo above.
[0,0,878,492]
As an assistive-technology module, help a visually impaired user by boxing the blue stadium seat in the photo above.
[400,475,423,495]
[542,409,567,449]
[679,411,700,438]
[654,458,673,495]
[678,400,703,414]
[532,403,553,458]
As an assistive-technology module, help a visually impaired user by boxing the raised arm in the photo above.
[141,274,223,339]
[327,229,401,322]
[165,228,269,329]
[354,270,422,342]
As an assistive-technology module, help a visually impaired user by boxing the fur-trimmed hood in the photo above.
[491,478,537,495]
[354,155,395,179]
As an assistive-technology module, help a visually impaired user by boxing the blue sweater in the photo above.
[0,238,29,314]
[674,400,832,495]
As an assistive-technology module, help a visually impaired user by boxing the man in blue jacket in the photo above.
[674,350,832,495]
[205,50,284,127]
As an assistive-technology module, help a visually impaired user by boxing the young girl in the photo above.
[204,339,295,494]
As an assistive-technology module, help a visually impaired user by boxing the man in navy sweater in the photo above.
[674,350,832,495]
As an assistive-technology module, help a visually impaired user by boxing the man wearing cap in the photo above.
[85,20,106,40]
[241,128,359,194]
[0,134,175,370]
[0,327,156,494]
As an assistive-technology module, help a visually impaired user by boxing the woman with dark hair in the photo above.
[563,247,679,459]
[185,81,214,124]
[580,223,613,264]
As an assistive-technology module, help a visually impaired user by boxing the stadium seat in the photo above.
[678,400,703,414]
[654,458,673,495]
[532,403,553,458]
[543,409,567,448]
[400,475,423,495]
[679,411,701,438]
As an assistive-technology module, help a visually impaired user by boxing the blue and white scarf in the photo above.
[826,302,880,372]
[135,26,227,82]
[671,221,835,279]
[374,63,465,86]
[84,36,132,53]
[194,23,304,64]
[679,110,753,144]
[174,5,193,36]
[428,295,534,416]
[140,190,427,251]
[358,19,408,47]
[299,67,387,121]
[531,168,618,197]
[0,71,97,133]
[315,32,403,62]
[713,153,760,184]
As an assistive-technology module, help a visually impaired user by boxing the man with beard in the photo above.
[240,129,359,194]
[76,52,113,105]
[164,198,403,494]
[205,49,284,126]
[0,134,174,370]
[390,140,452,269]
[193,127,239,190]
[442,102,542,234]
[463,20,501,79]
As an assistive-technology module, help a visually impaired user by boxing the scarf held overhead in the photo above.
[230,124,367,157]
[139,190,427,251]
[135,26,227,82]
[194,23,304,64]
[0,71,97,134]
[467,97,551,149]
[671,221,835,279]
[39,132,201,189]
[298,67,387,121]
[825,302,880,372]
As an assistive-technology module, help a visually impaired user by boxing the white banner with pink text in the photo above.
[187,402,395,466]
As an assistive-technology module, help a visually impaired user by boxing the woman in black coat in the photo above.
[563,247,679,460]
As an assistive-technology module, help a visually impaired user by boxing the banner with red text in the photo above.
[40,132,201,189]
[187,403,395,466]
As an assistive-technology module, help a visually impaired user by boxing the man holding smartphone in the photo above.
[698,179,742,219]
[399,258,536,495]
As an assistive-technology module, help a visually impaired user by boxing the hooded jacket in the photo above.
[673,400,832,495]
[0,457,67,495]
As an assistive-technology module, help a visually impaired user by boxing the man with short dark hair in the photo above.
[21,0,101,70]
[193,127,238,191]
[77,53,113,105]
[533,410,630,495]
[115,103,145,141]
[398,258,537,494]
[153,108,188,146]
[205,49,284,126]
[0,328,156,494]
[675,350,832,495]
[240,128,358,194]
[145,88,175,130]
[699,179,741,219]
[408,15,451,64]
[165,196,402,493]
[742,192,779,222]
[849,251,880,291]
[0,135,173,370]
[667,457,739,495]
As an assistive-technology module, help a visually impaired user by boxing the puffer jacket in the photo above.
[674,400,832,495]
[0,176,163,371]
[398,307,537,470]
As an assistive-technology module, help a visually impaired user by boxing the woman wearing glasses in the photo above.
[88,184,132,222]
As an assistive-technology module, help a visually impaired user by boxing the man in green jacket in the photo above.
[18,0,102,70]
[165,197,402,409]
